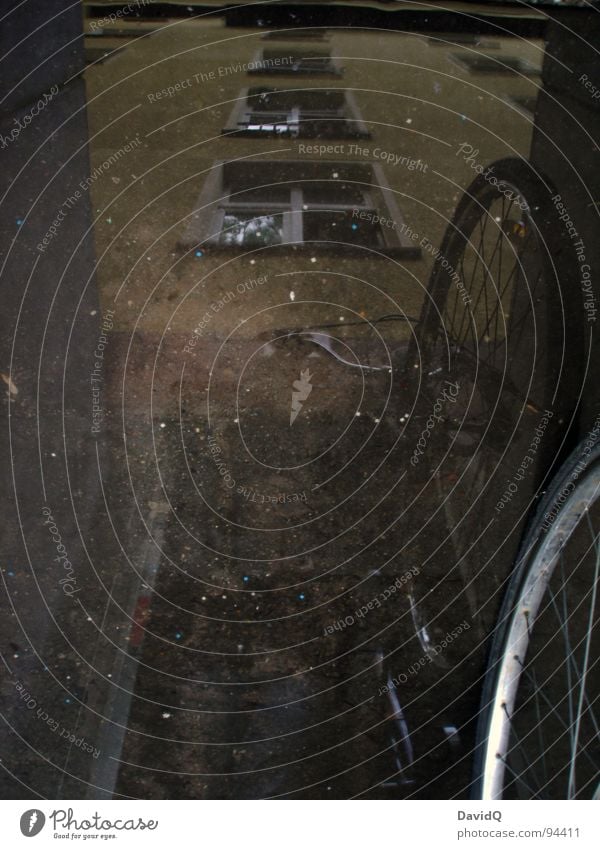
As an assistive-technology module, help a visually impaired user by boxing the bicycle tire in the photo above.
[473,436,600,799]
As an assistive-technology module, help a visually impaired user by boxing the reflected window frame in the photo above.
[249,48,342,77]
[261,29,330,42]
[222,87,370,139]
[450,52,541,76]
[181,159,421,257]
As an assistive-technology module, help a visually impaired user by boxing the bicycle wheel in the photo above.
[405,159,583,646]
[475,438,600,799]
[413,158,580,418]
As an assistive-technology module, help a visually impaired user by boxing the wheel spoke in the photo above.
[530,666,550,789]
[547,558,600,742]
[500,755,541,797]
[517,663,600,783]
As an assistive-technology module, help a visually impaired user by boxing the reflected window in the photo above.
[182,160,421,256]
[219,213,284,246]
[425,33,500,48]
[223,87,369,139]
[250,48,342,76]
[262,29,329,41]
[451,53,541,76]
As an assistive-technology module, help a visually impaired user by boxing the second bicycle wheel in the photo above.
[400,159,585,730]
[413,157,581,429]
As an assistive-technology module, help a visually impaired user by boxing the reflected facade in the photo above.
[1,0,599,801]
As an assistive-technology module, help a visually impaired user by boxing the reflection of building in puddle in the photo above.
[180,160,421,257]
[451,52,541,76]
[223,87,370,139]
[261,29,330,42]
[249,47,342,76]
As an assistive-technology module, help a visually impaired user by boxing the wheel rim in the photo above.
[482,466,600,799]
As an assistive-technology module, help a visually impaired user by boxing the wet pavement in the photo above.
[1,4,598,800]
